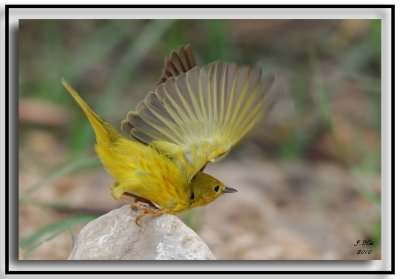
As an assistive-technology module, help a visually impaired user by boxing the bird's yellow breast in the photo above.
[95,137,190,213]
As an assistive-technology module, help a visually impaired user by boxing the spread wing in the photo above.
[122,61,275,178]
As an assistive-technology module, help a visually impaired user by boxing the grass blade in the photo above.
[20,214,97,250]
[22,156,100,196]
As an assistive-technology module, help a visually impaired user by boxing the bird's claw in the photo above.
[120,193,166,226]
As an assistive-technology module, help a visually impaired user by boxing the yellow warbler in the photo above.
[62,44,274,222]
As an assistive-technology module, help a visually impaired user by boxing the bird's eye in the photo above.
[214,185,220,192]
[190,192,195,200]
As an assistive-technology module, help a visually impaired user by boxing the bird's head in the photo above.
[188,172,237,208]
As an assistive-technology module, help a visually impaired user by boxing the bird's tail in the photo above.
[62,79,120,143]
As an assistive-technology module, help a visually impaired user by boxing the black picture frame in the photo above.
[5,4,395,275]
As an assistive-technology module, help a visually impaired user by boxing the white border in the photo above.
[2,5,393,276]
[8,7,384,20]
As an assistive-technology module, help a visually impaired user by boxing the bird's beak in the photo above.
[222,186,238,193]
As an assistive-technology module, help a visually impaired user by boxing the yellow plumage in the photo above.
[63,44,275,219]
[62,80,189,213]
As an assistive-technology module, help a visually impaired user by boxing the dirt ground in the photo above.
[19,140,380,260]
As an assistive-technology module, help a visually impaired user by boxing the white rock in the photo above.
[68,205,215,260]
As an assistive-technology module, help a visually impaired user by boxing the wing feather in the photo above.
[156,44,197,86]
[122,60,275,178]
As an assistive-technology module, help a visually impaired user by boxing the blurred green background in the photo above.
[19,19,381,260]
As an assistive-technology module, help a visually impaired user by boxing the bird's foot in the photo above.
[119,193,166,226]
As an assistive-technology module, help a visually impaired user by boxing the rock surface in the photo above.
[68,205,215,260]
